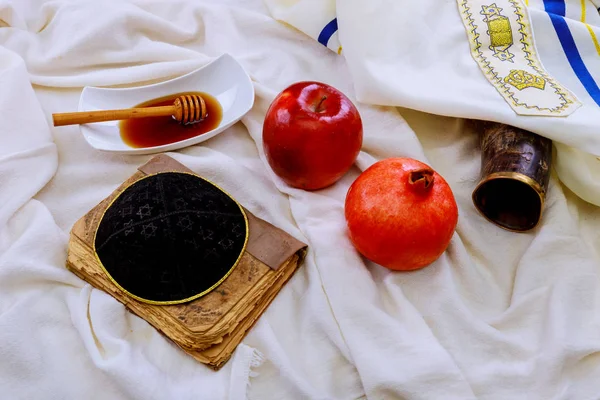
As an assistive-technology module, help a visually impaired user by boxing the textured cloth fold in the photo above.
[2,0,600,399]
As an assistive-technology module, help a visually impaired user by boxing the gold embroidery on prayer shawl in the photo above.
[457,0,581,116]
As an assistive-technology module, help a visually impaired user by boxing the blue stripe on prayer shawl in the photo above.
[543,0,600,106]
[318,18,338,47]
[544,0,566,15]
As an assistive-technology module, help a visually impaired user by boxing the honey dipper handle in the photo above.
[52,105,177,127]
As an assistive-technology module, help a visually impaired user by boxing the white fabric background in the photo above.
[2,0,600,399]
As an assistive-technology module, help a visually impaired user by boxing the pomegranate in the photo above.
[344,157,458,271]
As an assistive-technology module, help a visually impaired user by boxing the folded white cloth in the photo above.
[3,0,600,399]
[263,0,342,54]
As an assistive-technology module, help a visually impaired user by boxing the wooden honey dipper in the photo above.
[52,94,207,127]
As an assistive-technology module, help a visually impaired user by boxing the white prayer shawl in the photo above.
[265,0,600,206]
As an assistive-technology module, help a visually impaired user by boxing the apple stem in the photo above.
[408,169,434,194]
[315,95,328,113]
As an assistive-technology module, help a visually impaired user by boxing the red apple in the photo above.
[262,81,363,190]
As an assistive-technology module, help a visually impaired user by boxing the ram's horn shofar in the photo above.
[472,121,552,232]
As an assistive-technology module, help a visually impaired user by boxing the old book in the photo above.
[66,154,307,369]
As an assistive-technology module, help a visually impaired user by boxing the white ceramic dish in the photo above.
[78,53,255,154]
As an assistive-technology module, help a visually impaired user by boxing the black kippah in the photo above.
[94,172,248,304]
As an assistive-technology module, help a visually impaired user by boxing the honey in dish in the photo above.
[119,92,223,148]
